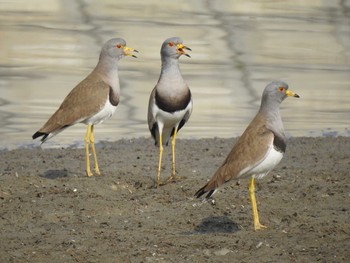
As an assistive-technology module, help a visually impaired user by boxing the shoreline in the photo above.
[2,133,350,151]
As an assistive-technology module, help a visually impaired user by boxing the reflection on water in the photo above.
[0,0,349,149]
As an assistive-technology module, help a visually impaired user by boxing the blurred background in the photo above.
[0,0,349,149]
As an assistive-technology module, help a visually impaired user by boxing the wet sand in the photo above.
[0,137,349,262]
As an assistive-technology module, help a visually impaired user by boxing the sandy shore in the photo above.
[0,137,349,262]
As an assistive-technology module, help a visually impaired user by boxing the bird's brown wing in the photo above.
[174,89,192,133]
[37,72,110,134]
[197,112,274,195]
[147,87,156,131]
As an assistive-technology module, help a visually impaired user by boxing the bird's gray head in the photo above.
[100,38,138,61]
[262,80,300,106]
[160,37,191,59]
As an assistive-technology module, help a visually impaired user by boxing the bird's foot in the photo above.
[154,174,185,187]
[86,168,101,177]
[155,180,167,187]
[94,168,101,176]
[86,169,93,177]
[254,222,267,231]
[166,174,185,183]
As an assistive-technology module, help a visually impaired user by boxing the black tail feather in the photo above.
[32,131,48,141]
[195,184,215,199]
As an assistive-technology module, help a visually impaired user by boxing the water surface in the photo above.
[1,0,349,149]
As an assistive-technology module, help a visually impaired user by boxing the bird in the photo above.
[195,80,299,231]
[148,37,193,186]
[32,38,138,177]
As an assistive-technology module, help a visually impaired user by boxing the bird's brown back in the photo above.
[37,72,110,134]
[203,112,274,191]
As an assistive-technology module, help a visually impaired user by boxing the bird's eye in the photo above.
[116,44,122,48]
[278,87,284,92]
[168,42,174,47]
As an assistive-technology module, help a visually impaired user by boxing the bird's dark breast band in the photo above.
[155,90,191,113]
[273,133,286,153]
[109,86,119,106]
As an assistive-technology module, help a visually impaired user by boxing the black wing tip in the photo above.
[195,187,206,198]
[150,124,158,146]
[32,131,48,141]
[195,185,215,199]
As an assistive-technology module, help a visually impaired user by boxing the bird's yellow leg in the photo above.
[249,177,267,231]
[89,125,101,175]
[85,125,93,177]
[171,127,177,178]
[157,133,164,186]
[167,127,185,183]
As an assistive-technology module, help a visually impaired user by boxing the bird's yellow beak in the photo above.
[123,46,139,58]
[176,43,191,58]
[285,89,300,98]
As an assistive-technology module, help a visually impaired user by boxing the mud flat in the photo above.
[0,137,349,262]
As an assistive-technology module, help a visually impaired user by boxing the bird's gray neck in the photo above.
[157,57,187,94]
[95,56,120,92]
[259,101,285,137]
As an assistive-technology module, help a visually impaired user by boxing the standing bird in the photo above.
[148,37,193,186]
[32,38,138,177]
[195,81,299,231]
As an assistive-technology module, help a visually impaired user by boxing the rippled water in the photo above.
[1,0,349,149]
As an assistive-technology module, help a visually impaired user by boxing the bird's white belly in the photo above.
[151,99,192,145]
[241,147,284,180]
[157,109,187,127]
[153,97,192,126]
[83,99,117,125]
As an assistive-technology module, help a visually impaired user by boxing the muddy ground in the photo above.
[0,137,349,262]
